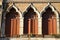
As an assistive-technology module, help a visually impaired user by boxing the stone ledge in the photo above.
[0,37,60,40]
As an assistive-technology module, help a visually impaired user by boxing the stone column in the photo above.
[28,19,31,34]
[1,0,8,37]
[20,18,24,35]
[57,18,59,34]
[38,18,42,35]
[32,19,34,34]
[1,12,6,37]
[35,18,38,35]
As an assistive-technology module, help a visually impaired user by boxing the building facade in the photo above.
[1,0,60,40]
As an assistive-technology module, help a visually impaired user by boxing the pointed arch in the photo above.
[40,3,59,35]
[40,3,59,18]
[6,5,22,18]
[23,4,40,18]
[23,4,39,36]
[5,5,21,37]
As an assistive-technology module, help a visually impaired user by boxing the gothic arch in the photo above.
[5,5,21,37]
[40,3,59,35]
[6,5,22,18]
[23,4,40,35]
[40,4,58,18]
[23,4,40,18]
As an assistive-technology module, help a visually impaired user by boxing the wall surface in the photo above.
[1,0,60,39]
[8,3,60,13]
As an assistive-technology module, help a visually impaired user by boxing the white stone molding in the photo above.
[22,3,40,18]
[6,4,22,18]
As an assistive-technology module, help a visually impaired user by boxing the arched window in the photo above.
[42,7,57,35]
[5,7,20,37]
[23,7,38,35]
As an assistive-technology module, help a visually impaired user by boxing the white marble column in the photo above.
[38,18,42,35]
[20,18,24,35]
[57,18,59,34]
